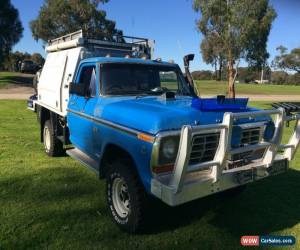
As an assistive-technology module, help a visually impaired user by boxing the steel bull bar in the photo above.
[151,108,300,206]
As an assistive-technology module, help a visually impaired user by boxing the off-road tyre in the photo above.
[43,120,64,157]
[106,160,150,233]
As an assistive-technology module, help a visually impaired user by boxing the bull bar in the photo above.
[151,108,300,206]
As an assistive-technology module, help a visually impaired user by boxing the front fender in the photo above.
[97,124,154,193]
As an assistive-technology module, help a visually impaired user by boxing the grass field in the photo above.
[0,100,300,249]
[0,72,34,89]
[196,80,300,96]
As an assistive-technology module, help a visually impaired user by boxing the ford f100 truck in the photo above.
[32,30,300,233]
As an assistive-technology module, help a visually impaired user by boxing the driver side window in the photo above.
[78,65,97,97]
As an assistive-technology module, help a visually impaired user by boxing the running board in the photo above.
[66,148,99,174]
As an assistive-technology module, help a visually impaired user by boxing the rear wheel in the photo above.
[43,120,64,157]
[106,160,150,233]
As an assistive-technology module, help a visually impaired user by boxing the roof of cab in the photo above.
[80,57,177,67]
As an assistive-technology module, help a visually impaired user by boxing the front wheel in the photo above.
[106,160,149,233]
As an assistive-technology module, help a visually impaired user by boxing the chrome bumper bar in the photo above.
[151,108,300,206]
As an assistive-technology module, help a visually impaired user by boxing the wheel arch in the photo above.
[38,106,67,144]
[99,143,138,179]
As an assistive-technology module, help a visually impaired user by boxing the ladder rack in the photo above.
[46,30,154,59]
[48,30,84,46]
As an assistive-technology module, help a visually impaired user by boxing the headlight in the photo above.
[159,136,180,165]
[162,139,177,158]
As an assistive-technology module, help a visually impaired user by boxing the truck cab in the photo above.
[34,30,300,233]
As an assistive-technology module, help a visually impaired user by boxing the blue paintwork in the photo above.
[68,62,100,155]
[98,95,268,134]
[192,97,249,111]
[67,57,271,193]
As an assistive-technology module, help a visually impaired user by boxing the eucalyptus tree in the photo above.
[30,0,123,42]
[194,0,276,97]
[273,46,300,73]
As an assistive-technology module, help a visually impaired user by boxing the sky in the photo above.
[11,0,300,71]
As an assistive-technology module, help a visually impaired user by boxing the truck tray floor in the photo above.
[67,148,99,174]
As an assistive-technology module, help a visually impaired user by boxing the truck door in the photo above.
[67,63,98,156]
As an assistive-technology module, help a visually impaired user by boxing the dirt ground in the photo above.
[0,86,300,101]
[0,86,35,100]
[231,94,300,102]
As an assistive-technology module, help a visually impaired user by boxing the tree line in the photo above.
[192,44,300,85]
[0,51,45,72]
[192,67,300,85]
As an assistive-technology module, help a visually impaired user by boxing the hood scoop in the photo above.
[192,96,248,111]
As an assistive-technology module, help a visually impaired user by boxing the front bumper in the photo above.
[151,108,300,206]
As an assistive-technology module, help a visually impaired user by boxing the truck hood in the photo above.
[99,96,262,135]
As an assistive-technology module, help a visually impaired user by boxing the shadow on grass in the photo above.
[0,74,34,87]
[1,166,299,241]
[145,169,300,235]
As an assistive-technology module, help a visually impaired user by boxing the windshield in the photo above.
[100,63,192,96]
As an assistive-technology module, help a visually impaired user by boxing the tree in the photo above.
[2,51,31,71]
[31,53,45,66]
[0,0,23,66]
[200,29,225,81]
[194,0,276,97]
[237,66,271,83]
[30,0,123,43]
[288,73,300,85]
[271,71,289,84]
[273,46,300,73]
[192,70,214,80]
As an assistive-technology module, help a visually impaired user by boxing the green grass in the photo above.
[0,72,33,89]
[196,80,300,96]
[0,100,300,249]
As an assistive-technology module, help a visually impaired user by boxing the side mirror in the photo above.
[69,82,86,96]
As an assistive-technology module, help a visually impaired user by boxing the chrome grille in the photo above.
[241,127,261,145]
[189,133,220,165]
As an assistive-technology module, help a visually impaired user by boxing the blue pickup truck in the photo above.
[33,31,300,233]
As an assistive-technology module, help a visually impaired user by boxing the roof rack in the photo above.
[46,30,154,59]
